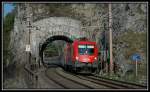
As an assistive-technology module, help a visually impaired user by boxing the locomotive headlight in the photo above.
[76,56,79,60]
[94,57,97,60]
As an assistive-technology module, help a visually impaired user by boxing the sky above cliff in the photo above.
[3,3,14,17]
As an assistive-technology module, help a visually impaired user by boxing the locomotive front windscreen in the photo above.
[78,45,94,55]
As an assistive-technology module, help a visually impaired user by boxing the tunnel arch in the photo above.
[39,35,73,66]
[30,17,85,59]
[28,17,85,68]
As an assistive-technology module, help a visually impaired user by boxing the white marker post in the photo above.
[26,45,31,52]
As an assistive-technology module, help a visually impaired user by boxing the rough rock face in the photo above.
[112,4,147,34]
[10,4,83,65]
[111,4,147,74]
[10,17,27,64]
[10,3,147,72]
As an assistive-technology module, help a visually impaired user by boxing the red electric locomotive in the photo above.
[64,38,98,73]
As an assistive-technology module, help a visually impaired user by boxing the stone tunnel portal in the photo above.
[39,35,73,67]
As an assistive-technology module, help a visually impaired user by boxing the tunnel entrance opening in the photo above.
[39,35,73,68]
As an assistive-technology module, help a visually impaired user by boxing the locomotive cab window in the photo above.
[87,45,94,55]
[78,45,94,55]
[78,45,86,55]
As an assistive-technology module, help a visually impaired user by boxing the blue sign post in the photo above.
[131,53,142,62]
[131,53,142,77]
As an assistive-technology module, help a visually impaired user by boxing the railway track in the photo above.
[45,66,92,89]
[56,68,117,89]
[58,68,147,89]
[44,66,147,89]
[75,75,146,89]
[45,68,68,88]
[39,69,64,88]
[88,75,147,89]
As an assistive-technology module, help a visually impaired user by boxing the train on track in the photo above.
[63,38,98,73]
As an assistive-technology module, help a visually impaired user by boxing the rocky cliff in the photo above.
[10,2,147,78]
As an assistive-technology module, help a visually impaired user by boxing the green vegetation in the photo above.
[44,44,59,57]
[3,11,15,68]
[3,9,17,88]
[114,31,146,59]
[112,30,147,85]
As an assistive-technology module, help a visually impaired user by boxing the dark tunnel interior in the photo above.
[39,35,73,67]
